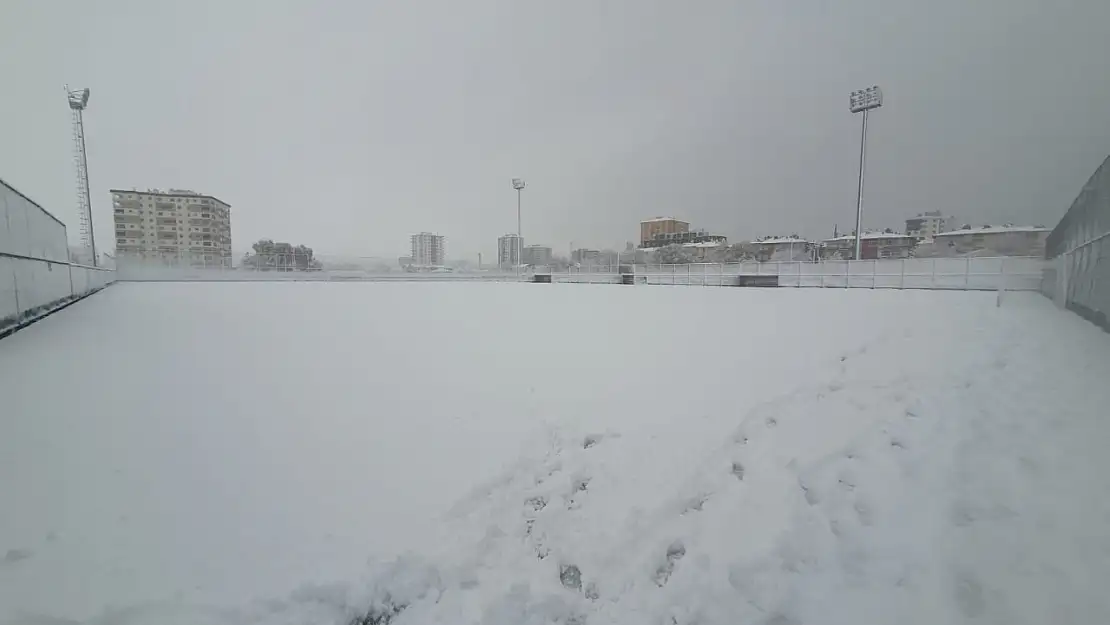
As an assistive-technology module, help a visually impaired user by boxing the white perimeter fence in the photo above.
[1042,155,1109,331]
[620,257,1043,289]
[1,178,115,335]
[117,256,1043,291]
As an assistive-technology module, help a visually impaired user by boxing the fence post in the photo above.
[899,258,905,289]
[872,259,877,288]
[931,258,937,288]
[12,266,21,319]
[844,260,849,288]
[965,257,971,289]
[998,257,1007,305]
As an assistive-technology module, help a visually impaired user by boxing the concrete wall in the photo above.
[0,177,115,334]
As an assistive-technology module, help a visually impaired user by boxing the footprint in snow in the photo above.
[798,480,820,505]
[653,541,686,587]
[566,478,590,510]
[560,564,582,590]
[731,461,745,481]
[681,493,710,514]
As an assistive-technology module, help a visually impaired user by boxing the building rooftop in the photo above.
[109,188,231,207]
[824,232,916,242]
[753,237,812,245]
[641,217,687,223]
[935,225,1050,237]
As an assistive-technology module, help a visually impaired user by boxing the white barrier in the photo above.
[0,177,115,335]
[628,257,1044,290]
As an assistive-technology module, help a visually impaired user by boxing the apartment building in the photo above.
[750,236,815,262]
[571,248,601,264]
[410,232,446,267]
[905,211,955,239]
[522,244,552,266]
[933,225,1049,257]
[498,234,523,268]
[640,217,689,247]
[112,189,231,266]
[821,232,917,260]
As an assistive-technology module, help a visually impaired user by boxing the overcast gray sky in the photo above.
[2,0,1108,260]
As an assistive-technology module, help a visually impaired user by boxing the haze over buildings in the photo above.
[3,1,1107,260]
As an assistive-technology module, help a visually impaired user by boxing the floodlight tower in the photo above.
[848,85,883,261]
[512,178,525,267]
[66,85,97,266]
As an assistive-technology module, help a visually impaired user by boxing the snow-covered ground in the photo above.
[1,282,1109,625]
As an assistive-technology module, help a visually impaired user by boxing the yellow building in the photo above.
[640,217,689,247]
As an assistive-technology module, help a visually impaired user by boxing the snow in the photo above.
[2,282,1110,625]
[753,238,811,245]
[824,232,917,241]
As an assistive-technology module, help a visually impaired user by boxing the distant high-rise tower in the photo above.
[66,85,96,266]
[497,233,523,268]
[410,232,446,266]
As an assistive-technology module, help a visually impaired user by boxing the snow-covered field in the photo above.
[1,282,1109,625]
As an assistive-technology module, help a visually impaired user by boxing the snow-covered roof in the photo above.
[640,217,687,223]
[753,237,812,245]
[682,241,724,248]
[824,232,916,242]
[935,226,1049,237]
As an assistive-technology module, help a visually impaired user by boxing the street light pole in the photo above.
[512,178,525,268]
[849,85,883,261]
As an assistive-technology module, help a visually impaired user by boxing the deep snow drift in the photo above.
[1,282,1109,625]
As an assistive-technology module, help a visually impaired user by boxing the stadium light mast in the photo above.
[512,178,525,267]
[66,85,97,266]
[849,85,882,261]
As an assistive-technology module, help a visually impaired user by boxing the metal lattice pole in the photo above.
[66,86,97,266]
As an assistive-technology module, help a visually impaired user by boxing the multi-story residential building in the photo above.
[750,236,815,262]
[497,234,523,268]
[111,188,231,266]
[821,232,917,260]
[932,225,1049,257]
[640,217,689,247]
[571,248,601,264]
[410,232,446,267]
[522,244,552,266]
[640,229,727,249]
[905,211,955,239]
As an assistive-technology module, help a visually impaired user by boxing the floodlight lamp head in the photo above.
[849,85,882,113]
[66,86,91,110]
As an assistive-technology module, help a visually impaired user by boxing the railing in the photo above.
[626,257,1043,290]
[113,256,1042,290]
[530,257,1043,290]
[1042,155,1109,331]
